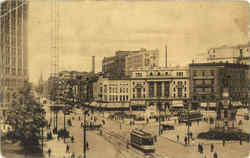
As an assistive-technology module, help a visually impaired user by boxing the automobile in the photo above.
[161,124,175,130]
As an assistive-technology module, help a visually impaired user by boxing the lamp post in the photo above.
[83,110,89,158]
[41,110,46,154]
[63,106,69,143]
[158,102,161,136]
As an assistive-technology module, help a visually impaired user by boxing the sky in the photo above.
[26,0,248,83]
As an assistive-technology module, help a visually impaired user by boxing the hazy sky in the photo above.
[27,0,248,83]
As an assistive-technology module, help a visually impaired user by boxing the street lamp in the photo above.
[83,110,89,158]
[41,110,47,154]
[63,106,70,143]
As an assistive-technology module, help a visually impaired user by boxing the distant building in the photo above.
[130,66,190,111]
[0,0,28,124]
[189,63,249,109]
[102,48,159,78]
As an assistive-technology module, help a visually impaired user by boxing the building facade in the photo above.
[125,48,159,76]
[0,0,28,121]
[93,76,131,103]
[102,48,159,78]
[189,63,249,108]
[130,66,190,111]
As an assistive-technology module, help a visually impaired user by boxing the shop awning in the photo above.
[200,102,217,107]
[231,101,242,107]
[171,100,184,107]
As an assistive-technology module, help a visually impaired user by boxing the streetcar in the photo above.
[178,111,203,123]
[130,129,155,153]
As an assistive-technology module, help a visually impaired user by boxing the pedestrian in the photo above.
[48,148,51,158]
[66,144,70,153]
[86,142,89,150]
[240,137,242,145]
[79,116,81,121]
[213,152,218,158]
[71,152,75,158]
[190,132,193,139]
[127,142,129,150]
[211,143,214,152]
[184,136,187,145]
[177,135,180,143]
[200,144,203,154]
[198,144,201,153]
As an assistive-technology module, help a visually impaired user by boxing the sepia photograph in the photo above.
[0,0,249,158]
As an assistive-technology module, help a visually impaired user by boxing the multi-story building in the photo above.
[102,48,159,78]
[0,0,28,122]
[125,48,159,76]
[93,76,131,104]
[130,66,190,111]
[189,63,249,108]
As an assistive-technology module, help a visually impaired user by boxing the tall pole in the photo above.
[83,111,87,158]
[64,111,66,143]
[56,110,58,132]
[158,102,161,136]
[42,127,44,153]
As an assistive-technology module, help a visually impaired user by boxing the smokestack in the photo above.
[92,56,95,73]
[165,45,168,67]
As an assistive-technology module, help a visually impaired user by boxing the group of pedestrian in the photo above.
[197,143,218,158]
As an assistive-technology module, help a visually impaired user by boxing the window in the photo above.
[193,70,197,76]
[211,70,214,76]
[157,72,161,76]
[164,82,170,97]
[156,82,162,97]
[202,71,205,76]
[165,72,168,76]
[137,88,142,98]
[149,72,153,76]
[149,82,154,97]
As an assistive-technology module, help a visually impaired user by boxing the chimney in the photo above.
[92,56,95,73]
[165,45,168,67]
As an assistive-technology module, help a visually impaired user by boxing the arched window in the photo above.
[149,72,153,76]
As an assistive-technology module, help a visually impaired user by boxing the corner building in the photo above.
[189,63,249,108]
[130,67,190,110]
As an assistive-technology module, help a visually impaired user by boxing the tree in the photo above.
[6,81,47,151]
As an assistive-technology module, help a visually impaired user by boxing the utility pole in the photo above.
[158,102,161,136]
[83,110,88,158]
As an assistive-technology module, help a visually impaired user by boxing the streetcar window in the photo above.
[143,138,153,145]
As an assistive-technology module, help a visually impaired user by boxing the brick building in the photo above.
[102,48,159,78]
[189,63,249,108]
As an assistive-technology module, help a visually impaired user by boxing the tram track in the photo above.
[100,127,159,158]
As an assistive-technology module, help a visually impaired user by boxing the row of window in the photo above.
[147,71,186,77]
[193,70,215,77]
[102,86,129,94]
[132,93,188,99]
[103,95,129,102]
